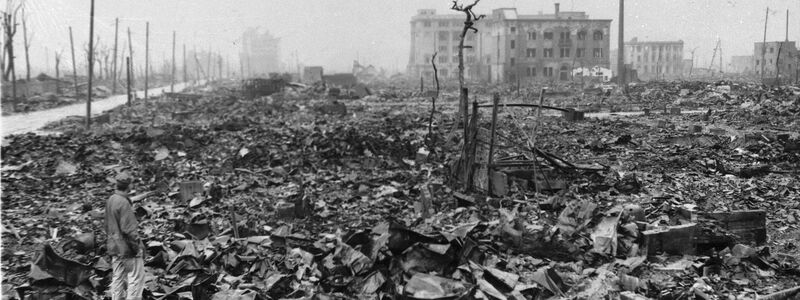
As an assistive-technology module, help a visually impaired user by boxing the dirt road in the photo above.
[2,84,187,138]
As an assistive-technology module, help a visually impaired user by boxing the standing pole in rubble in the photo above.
[183,44,187,83]
[171,31,175,93]
[144,22,149,101]
[86,0,95,129]
[69,27,79,97]
[487,93,500,195]
[126,57,131,106]
[112,18,118,94]
[128,27,134,89]
[617,0,625,86]
[761,7,768,81]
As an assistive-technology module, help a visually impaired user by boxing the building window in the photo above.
[593,31,603,40]
[559,32,570,40]
[439,55,448,63]
[466,56,476,63]
[526,48,536,58]
[528,32,537,40]
[510,40,516,49]
[424,54,432,62]
[438,45,448,52]
[452,56,458,63]
[576,48,585,57]
[544,32,554,40]
[438,31,448,41]
[637,56,641,62]
[637,46,642,52]
[593,48,603,58]
[466,33,475,41]
[453,31,460,41]
[527,67,536,77]
[438,21,448,27]
[453,46,459,53]
[440,69,448,77]
[510,27,516,33]
[510,58,515,65]
[577,31,587,40]
[544,67,554,77]
[424,21,431,27]
[769,59,773,64]
[643,55,648,62]
[770,47,774,53]
[544,48,554,57]
[644,66,648,72]
[756,60,759,65]
[560,48,570,58]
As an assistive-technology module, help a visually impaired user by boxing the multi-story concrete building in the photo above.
[240,28,280,77]
[408,3,612,83]
[754,41,797,79]
[623,38,683,80]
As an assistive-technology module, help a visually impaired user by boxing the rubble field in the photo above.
[1,79,799,300]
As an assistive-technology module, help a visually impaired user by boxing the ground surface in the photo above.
[1,79,799,299]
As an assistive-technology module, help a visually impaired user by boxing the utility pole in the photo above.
[126,57,131,106]
[171,31,175,92]
[69,27,79,97]
[128,27,134,88]
[55,52,60,94]
[86,0,95,129]
[761,7,768,81]
[688,47,697,77]
[617,0,625,86]
[183,44,187,83]
[144,22,149,101]
[112,17,118,94]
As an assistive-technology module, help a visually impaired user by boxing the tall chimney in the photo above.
[555,3,560,17]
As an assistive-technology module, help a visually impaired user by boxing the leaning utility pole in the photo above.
[126,57,131,106]
[86,0,95,129]
[171,31,175,92]
[144,22,149,101]
[112,17,118,94]
[761,7,768,81]
[69,27,79,96]
[617,0,625,86]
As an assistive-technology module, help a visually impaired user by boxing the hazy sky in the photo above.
[9,0,799,75]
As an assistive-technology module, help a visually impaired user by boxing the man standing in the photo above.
[105,172,145,300]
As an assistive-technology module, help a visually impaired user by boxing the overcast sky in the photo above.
[9,0,799,76]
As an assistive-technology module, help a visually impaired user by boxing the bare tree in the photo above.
[3,0,24,101]
[451,0,484,129]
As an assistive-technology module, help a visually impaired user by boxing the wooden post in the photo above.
[182,44,187,83]
[487,93,500,195]
[126,57,131,106]
[761,7,768,81]
[112,17,118,94]
[86,0,95,129]
[420,75,423,93]
[55,53,60,95]
[144,22,149,101]
[127,27,134,88]
[171,31,175,93]
[465,100,479,192]
[69,27,78,97]
[617,0,625,86]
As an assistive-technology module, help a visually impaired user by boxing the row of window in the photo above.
[522,47,604,58]
[523,30,604,41]
[756,59,793,69]
[524,67,555,77]
[634,52,681,62]
[422,20,462,28]
[631,45,682,53]
[422,54,477,64]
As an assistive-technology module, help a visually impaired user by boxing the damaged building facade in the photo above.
[239,28,280,77]
[408,3,611,83]
[623,38,684,81]
[754,41,798,79]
